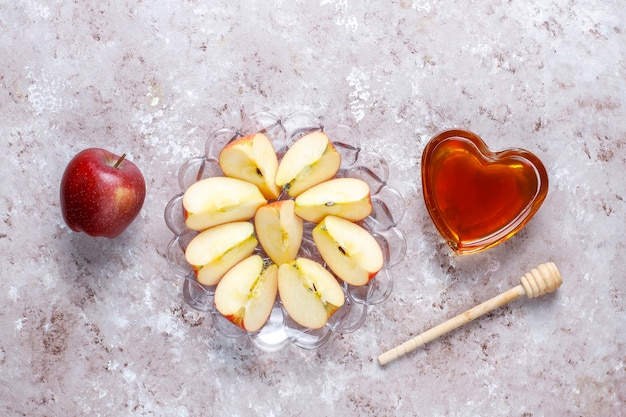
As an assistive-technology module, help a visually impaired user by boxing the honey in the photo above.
[421,129,548,254]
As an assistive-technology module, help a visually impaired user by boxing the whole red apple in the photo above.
[60,148,146,238]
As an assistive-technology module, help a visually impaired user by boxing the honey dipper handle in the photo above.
[377,262,562,366]
[377,285,525,365]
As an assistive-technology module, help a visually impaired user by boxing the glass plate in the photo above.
[164,110,406,351]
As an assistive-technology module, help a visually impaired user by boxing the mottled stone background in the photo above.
[1,1,624,416]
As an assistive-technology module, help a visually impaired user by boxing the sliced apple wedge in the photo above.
[312,215,383,286]
[294,177,373,223]
[184,221,258,286]
[275,131,341,197]
[214,255,278,332]
[278,258,345,329]
[218,132,281,200]
[254,199,304,265]
[183,176,267,231]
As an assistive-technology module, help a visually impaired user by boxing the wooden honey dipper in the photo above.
[377,262,562,366]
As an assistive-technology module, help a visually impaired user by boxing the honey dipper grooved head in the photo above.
[520,262,562,298]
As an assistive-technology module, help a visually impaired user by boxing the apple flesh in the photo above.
[294,177,372,223]
[184,221,258,286]
[214,255,278,332]
[60,148,146,238]
[275,131,341,197]
[182,176,267,231]
[254,199,304,265]
[218,132,281,200]
[312,215,384,286]
[278,258,345,329]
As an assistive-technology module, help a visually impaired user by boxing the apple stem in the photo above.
[114,153,127,169]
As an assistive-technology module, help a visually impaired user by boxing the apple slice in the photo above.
[294,177,373,223]
[214,255,278,332]
[254,199,304,265]
[183,176,267,231]
[218,132,281,200]
[312,215,384,286]
[184,221,258,286]
[275,131,341,197]
[278,258,345,329]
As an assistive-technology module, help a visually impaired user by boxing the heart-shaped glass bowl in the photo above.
[421,129,548,254]
[164,110,406,351]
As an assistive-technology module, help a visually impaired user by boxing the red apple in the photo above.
[60,148,146,238]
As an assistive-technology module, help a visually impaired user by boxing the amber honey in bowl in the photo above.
[421,129,548,254]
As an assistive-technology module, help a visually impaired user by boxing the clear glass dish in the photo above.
[164,110,406,351]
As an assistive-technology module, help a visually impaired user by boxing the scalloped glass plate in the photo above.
[164,110,406,351]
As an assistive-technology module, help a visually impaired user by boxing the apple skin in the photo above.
[60,148,146,238]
